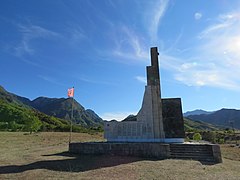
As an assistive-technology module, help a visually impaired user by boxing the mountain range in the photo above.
[1,85,239,132]
[0,86,103,127]
[185,109,240,129]
[184,109,213,117]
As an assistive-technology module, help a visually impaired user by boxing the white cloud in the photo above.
[149,0,169,43]
[15,24,60,57]
[101,0,169,63]
[174,62,240,90]
[161,11,240,91]
[198,12,240,67]
[112,26,149,61]
[135,76,147,84]
[101,111,137,121]
[198,23,231,39]
[194,12,202,20]
[109,0,169,61]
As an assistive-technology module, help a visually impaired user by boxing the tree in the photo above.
[193,133,202,141]
[24,115,42,134]
[202,131,216,143]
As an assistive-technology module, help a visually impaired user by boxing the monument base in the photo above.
[69,142,222,163]
[105,138,184,143]
[69,142,170,159]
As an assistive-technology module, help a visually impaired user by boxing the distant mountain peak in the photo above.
[0,85,103,127]
[187,108,240,129]
[184,109,213,117]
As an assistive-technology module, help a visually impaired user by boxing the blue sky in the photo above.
[1,0,240,120]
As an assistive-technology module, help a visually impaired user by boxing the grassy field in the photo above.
[0,132,240,180]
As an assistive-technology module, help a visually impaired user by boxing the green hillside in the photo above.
[0,99,41,132]
[31,97,103,126]
[0,85,224,133]
[0,99,102,133]
[0,85,103,127]
[184,117,223,132]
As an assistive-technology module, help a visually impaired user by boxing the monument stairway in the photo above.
[169,144,215,162]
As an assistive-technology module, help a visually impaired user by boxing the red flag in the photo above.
[68,87,74,97]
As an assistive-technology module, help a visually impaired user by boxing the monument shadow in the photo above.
[0,151,155,174]
[0,150,218,175]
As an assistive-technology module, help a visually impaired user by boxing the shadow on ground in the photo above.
[0,152,146,174]
[0,152,216,174]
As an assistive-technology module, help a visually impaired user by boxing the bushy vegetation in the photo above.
[183,117,240,144]
[186,127,240,144]
[184,117,220,131]
[0,99,102,134]
[193,132,202,141]
[0,100,41,133]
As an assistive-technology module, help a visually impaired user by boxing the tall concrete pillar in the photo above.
[136,47,165,140]
[146,47,165,139]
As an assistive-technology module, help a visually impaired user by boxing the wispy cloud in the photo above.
[78,76,117,86]
[161,11,240,91]
[15,24,60,57]
[198,23,231,39]
[110,0,169,62]
[162,30,183,54]
[135,76,147,84]
[97,0,169,64]
[38,75,66,86]
[174,62,240,90]
[148,0,169,43]
[101,111,137,121]
[66,24,87,44]
[112,26,149,62]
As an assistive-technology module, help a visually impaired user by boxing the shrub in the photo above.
[193,133,202,141]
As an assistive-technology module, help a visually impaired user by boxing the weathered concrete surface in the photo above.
[69,142,222,163]
[69,142,170,158]
[104,97,185,142]
[211,144,223,163]
[162,98,185,138]
[104,47,169,142]
[170,143,222,164]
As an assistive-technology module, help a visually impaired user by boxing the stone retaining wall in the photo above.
[69,142,170,158]
[69,142,222,163]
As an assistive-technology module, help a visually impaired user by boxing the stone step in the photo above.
[170,153,213,157]
[169,144,216,163]
[170,145,211,148]
[170,146,211,148]
[171,155,214,159]
[170,150,213,153]
[170,154,213,158]
[170,155,213,160]
[170,145,212,149]
[170,150,212,154]
[170,148,211,151]
[170,152,212,156]
[170,146,212,149]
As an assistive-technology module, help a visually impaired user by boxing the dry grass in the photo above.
[220,144,240,161]
[0,132,240,180]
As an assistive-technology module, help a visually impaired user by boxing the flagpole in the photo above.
[69,87,74,144]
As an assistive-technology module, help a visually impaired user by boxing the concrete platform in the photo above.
[69,142,170,159]
[69,142,222,163]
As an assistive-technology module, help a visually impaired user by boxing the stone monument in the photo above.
[69,47,222,164]
[104,47,185,143]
